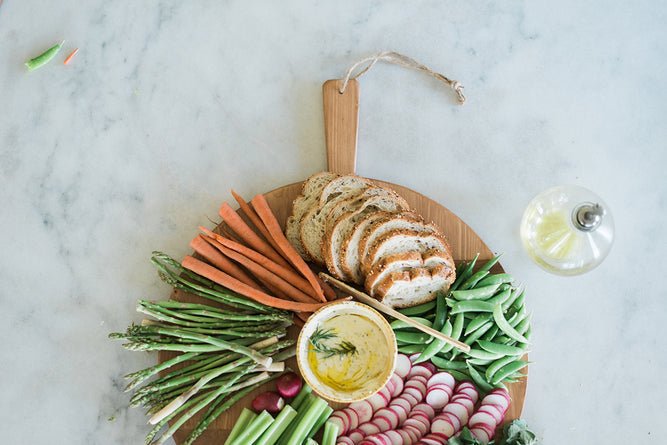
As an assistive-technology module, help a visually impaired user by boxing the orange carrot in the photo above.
[219,202,291,269]
[316,275,338,301]
[231,190,284,256]
[199,226,320,300]
[189,236,262,290]
[63,48,79,65]
[181,256,332,312]
[296,312,311,325]
[251,194,327,302]
[201,235,317,304]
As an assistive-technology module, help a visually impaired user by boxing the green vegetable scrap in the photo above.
[25,41,64,71]
[496,419,539,445]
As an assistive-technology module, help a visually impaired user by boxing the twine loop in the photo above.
[339,51,466,105]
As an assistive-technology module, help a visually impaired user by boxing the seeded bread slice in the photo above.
[340,211,392,284]
[285,172,338,259]
[299,175,371,264]
[362,228,453,277]
[373,264,456,308]
[322,190,410,279]
[364,249,453,295]
[358,216,438,276]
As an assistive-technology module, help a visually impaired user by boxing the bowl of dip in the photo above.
[296,300,397,403]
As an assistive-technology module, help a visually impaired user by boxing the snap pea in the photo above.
[25,41,64,71]
[491,360,529,385]
[450,254,479,291]
[464,314,493,336]
[467,357,495,366]
[493,304,529,343]
[466,361,493,392]
[512,291,526,310]
[451,300,496,314]
[514,317,531,336]
[502,286,525,311]
[398,344,426,354]
[415,319,452,363]
[510,306,528,328]
[467,348,505,361]
[459,270,490,290]
[390,317,433,330]
[524,325,532,340]
[433,293,447,331]
[476,273,514,287]
[397,300,436,316]
[431,356,469,370]
[486,287,512,306]
[477,340,525,356]
[485,355,517,383]
[493,335,513,345]
[451,284,501,301]
[477,254,502,273]
[448,369,473,382]
[395,331,431,344]
[463,321,494,345]
[481,324,499,341]
[440,313,465,354]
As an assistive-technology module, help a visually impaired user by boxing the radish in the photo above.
[430,416,455,437]
[329,415,346,435]
[477,405,504,424]
[358,422,381,436]
[408,365,434,380]
[384,430,404,445]
[449,395,475,414]
[419,362,437,373]
[444,401,470,423]
[395,354,412,378]
[399,391,421,407]
[397,429,414,445]
[404,418,429,435]
[371,417,392,432]
[389,374,404,397]
[438,411,461,432]
[343,408,360,431]
[481,394,509,412]
[417,436,442,445]
[427,372,455,389]
[251,391,284,413]
[425,388,450,409]
[430,432,449,442]
[337,438,355,445]
[412,403,436,420]
[375,408,400,429]
[470,427,491,444]
[348,428,365,443]
[349,400,374,423]
[470,421,495,439]
[275,372,302,398]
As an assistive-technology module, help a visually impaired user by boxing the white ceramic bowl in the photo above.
[296,301,397,403]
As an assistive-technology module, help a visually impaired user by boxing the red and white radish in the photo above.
[427,372,455,390]
[395,354,412,378]
[251,391,284,414]
[275,372,302,398]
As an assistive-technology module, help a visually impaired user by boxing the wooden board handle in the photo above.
[323,79,359,174]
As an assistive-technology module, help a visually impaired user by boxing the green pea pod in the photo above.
[477,340,526,356]
[466,348,505,361]
[398,344,427,354]
[464,314,493,336]
[493,335,513,345]
[514,317,531,336]
[448,369,473,382]
[430,356,469,370]
[391,317,433,330]
[491,360,529,385]
[451,300,496,315]
[466,361,493,392]
[450,254,479,291]
[481,324,499,341]
[25,41,64,71]
[467,357,495,366]
[440,313,465,354]
[511,310,529,329]
[476,273,514,287]
[415,319,452,363]
[397,300,437,316]
[487,287,512,306]
[463,321,494,345]
[433,293,447,331]
[512,291,526,310]
[493,304,529,343]
[477,254,502,273]
[485,355,517,383]
[502,286,525,311]
[395,331,431,344]
[451,284,502,301]
[459,270,490,290]
[524,325,532,340]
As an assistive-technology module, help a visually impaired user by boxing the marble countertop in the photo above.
[2,1,666,443]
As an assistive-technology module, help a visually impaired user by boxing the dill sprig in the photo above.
[309,327,357,358]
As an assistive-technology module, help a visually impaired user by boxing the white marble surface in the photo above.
[1,0,666,443]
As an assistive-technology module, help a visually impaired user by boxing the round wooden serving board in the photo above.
[160,79,527,443]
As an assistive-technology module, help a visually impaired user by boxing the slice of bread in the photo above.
[358,216,438,276]
[373,264,456,308]
[299,175,371,264]
[364,249,452,295]
[361,228,452,277]
[285,172,338,259]
[340,211,392,284]
[322,190,410,279]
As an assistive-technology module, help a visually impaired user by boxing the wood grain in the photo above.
[323,79,359,174]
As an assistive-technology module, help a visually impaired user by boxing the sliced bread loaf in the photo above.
[299,175,371,264]
[339,211,393,284]
[285,172,338,259]
[322,190,410,279]
[364,249,452,295]
[373,264,456,308]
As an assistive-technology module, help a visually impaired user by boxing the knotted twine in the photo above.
[338,51,466,105]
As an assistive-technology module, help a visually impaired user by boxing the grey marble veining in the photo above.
[1,0,665,443]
